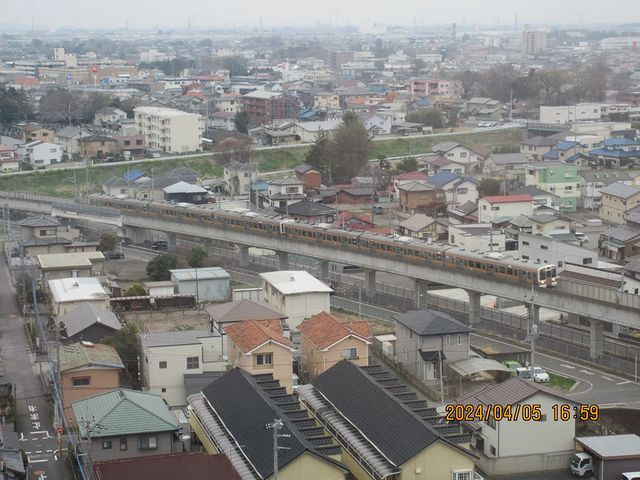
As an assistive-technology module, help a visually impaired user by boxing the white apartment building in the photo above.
[259,271,332,330]
[522,29,548,55]
[134,106,204,153]
[539,104,604,124]
[140,330,226,407]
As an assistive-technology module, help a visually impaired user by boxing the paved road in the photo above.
[0,257,70,479]
[471,334,640,408]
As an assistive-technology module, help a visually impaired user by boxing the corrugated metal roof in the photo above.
[59,342,124,372]
[576,434,640,458]
[170,267,230,282]
[141,329,218,348]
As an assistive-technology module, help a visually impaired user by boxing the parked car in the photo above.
[292,374,301,391]
[516,366,549,383]
[501,360,523,376]
[103,251,125,260]
[373,205,383,214]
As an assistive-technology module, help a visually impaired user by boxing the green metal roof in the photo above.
[58,342,124,373]
[72,389,179,438]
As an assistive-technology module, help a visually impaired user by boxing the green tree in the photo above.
[98,230,118,252]
[0,84,32,123]
[38,89,83,124]
[304,129,332,181]
[234,111,250,134]
[146,254,179,281]
[222,56,249,76]
[330,111,371,183]
[406,108,444,128]
[188,245,209,268]
[124,283,146,296]
[101,323,141,387]
[395,157,419,173]
[493,144,520,154]
[478,178,502,196]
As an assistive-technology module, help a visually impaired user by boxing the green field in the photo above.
[0,128,525,198]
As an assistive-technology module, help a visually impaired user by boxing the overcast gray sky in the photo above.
[3,0,640,30]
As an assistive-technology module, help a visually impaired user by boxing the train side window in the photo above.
[498,266,506,274]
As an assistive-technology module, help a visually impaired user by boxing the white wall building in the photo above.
[259,271,333,330]
[539,104,603,124]
[448,224,505,252]
[134,106,204,153]
[522,29,548,55]
[517,232,597,270]
[477,195,534,223]
[20,141,62,167]
[140,330,226,407]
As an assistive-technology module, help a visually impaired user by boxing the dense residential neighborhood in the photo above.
[1,3,640,480]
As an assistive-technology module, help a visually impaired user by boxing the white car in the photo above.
[516,366,550,383]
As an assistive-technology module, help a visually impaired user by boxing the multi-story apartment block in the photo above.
[409,78,463,99]
[134,107,203,153]
[240,91,300,125]
[522,28,548,55]
[525,162,581,213]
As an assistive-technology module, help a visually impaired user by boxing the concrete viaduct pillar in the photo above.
[166,232,177,251]
[238,245,250,268]
[467,290,482,325]
[589,319,604,360]
[278,251,289,270]
[318,260,329,283]
[414,279,429,309]
[364,269,377,295]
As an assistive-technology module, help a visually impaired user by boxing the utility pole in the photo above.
[527,284,538,380]
[266,419,290,480]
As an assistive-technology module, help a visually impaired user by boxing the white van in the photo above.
[621,473,640,480]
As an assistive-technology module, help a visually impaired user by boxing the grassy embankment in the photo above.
[0,128,525,198]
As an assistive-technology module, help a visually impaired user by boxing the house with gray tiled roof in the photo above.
[72,389,179,462]
[188,368,348,479]
[297,361,476,480]
[456,377,578,476]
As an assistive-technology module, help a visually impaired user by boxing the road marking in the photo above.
[617,380,631,385]
[29,459,48,463]
[560,364,576,369]
[35,450,42,454]
[19,433,25,441]
[602,376,614,382]
[25,451,32,454]
[30,431,48,435]
[579,370,595,375]
[46,449,53,453]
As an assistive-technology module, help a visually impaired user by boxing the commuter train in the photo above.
[90,194,558,288]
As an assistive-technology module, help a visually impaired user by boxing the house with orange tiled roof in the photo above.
[225,319,296,392]
[297,312,372,381]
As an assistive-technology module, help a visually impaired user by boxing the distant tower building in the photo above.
[522,27,547,55]
[53,47,65,61]
[452,22,457,43]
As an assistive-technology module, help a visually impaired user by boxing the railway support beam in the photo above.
[278,251,289,270]
[364,269,377,295]
[589,319,604,361]
[238,245,250,268]
[318,261,329,283]
[414,280,429,309]
[467,290,482,325]
[167,232,177,250]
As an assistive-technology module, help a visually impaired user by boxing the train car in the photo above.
[88,194,558,288]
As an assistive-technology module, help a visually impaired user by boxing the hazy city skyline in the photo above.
[3,0,640,31]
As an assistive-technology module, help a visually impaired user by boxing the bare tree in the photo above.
[217,137,254,164]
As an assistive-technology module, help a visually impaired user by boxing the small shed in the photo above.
[575,434,640,480]
[170,267,231,302]
[144,280,175,297]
